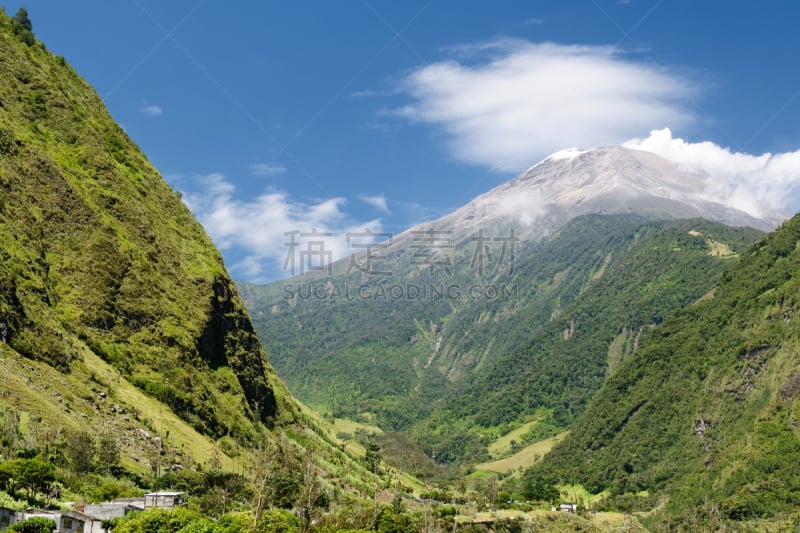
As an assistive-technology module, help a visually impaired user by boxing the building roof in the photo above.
[144,491,185,497]
[61,510,96,521]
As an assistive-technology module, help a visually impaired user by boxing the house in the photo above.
[15,509,98,533]
[83,502,142,521]
[143,491,186,510]
[57,510,94,533]
[82,499,144,533]
[83,502,142,533]
[558,502,578,513]
[1,492,184,532]
[0,507,20,531]
[21,510,78,532]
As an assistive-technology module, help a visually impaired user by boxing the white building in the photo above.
[143,491,186,510]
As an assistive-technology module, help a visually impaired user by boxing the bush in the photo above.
[8,517,56,533]
[256,509,299,533]
[12,8,32,32]
[111,508,204,533]
[9,7,35,46]
[0,128,18,155]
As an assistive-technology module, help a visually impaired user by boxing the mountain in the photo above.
[435,146,780,235]
[241,145,771,465]
[526,213,800,528]
[0,8,383,503]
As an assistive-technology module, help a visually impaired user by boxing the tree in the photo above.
[251,433,301,527]
[0,458,55,501]
[392,492,404,514]
[97,434,120,474]
[10,7,34,46]
[365,441,381,474]
[256,509,299,533]
[8,517,55,533]
[65,431,96,474]
[12,7,32,32]
[522,475,560,504]
[297,451,325,533]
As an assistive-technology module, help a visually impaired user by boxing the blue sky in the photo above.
[12,1,800,282]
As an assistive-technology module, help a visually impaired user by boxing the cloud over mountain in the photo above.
[396,39,696,170]
[626,129,800,218]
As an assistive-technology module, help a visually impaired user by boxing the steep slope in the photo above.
[0,10,292,445]
[530,213,800,526]
[0,10,404,503]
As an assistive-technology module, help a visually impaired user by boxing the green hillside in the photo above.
[0,7,389,513]
[0,4,290,444]
[243,214,763,465]
[529,213,800,528]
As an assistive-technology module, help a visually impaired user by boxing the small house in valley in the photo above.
[558,502,578,513]
[144,491,186,510]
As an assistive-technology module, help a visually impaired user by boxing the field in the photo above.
[464,509,646,532]
[486,419,540,456]
[475,432,569,475]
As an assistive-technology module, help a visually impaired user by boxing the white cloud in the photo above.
[249,163,287,177]
[182,174,383,282]
[626,128,799,220]
[476,189,547,227]
[395,39,695,171]
[358,193,391,213]
[139,104,163,118]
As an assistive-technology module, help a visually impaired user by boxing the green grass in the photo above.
[330,416,384,438]
[476,432,568,475]
[556,484,610,505]
[81,349,238,470]
[486,419,540,456]
[466,509,643,532]
[588,512,647,532]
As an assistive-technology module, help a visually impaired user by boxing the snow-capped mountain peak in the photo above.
[428,145,784,236]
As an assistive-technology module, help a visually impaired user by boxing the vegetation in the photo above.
[529,213,800,527]
[8,517,56,533]
[0,2,294,443]
[0,4,389,520]
[10,7,34,46]
[244,214,762,465]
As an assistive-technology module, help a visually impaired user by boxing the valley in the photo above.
[2,4,800,532]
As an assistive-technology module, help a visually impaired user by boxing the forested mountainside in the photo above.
[529,213,800,529]
[243,214,763,464]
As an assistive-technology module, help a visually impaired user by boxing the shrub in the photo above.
[8,517,56,533]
